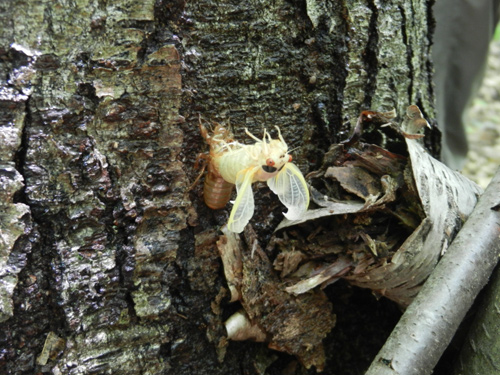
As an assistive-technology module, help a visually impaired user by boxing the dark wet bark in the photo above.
[0,1,436,374]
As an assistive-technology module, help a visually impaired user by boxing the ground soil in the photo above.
[462,38,500,188]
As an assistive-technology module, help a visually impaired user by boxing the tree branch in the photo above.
[365,167,500,375]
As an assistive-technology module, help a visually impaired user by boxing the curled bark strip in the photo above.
[344,107,483,306]
[280,107,483,306]
[285,257,354,295]
[217,226,243,302]
[365,167,500,375]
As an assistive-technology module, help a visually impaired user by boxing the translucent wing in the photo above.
[267,162,309,220]
[227,166,259,233]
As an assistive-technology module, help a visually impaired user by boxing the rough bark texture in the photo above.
[0,1,435,374]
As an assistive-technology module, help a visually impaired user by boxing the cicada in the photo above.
[198,119,309,233]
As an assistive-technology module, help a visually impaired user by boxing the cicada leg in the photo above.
[187,153,210,192]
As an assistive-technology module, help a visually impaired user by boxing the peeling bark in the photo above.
[220,225,336,371]
[0,44,37,322]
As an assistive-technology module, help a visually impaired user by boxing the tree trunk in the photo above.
[0,1,435,374]
[454,259,500,375]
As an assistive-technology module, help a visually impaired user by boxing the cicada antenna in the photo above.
[274,126,287,148]
[245,128,262,143]
[262,129,269,154]
[288,146,301,154]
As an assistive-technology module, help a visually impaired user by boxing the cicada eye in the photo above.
[262,165,277,173]
[266,158,275,167]
[288,155,292,162]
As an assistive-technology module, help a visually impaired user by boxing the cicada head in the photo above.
[262,138,289,173]
[245,126,291,180]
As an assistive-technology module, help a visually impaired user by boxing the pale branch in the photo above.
[453,258,500,374]
[365,167,500,375]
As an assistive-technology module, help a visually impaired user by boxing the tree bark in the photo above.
[0,1,435,374]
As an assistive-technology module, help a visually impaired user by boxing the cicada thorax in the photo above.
[203,158,235,209]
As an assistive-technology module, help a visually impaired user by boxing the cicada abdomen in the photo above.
[203,162,235,209]
[198,118,236,209]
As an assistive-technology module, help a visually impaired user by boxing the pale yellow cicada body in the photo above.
[200,120,309,233]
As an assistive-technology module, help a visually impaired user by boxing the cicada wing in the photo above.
[227,167,259,233]
[267,162,309,220]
